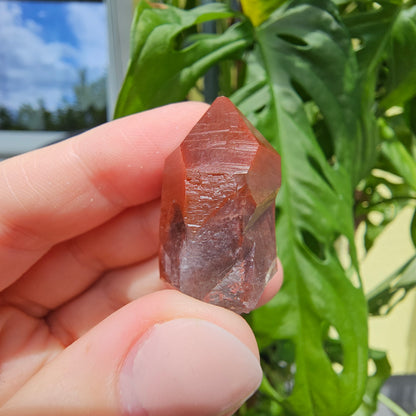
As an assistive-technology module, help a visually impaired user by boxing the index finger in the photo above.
[0,101,209,291]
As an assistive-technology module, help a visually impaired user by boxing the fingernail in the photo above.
[119,318,262,416]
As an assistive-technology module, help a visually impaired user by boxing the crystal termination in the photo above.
[159,97,281,314]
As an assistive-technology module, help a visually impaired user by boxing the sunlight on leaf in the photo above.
[241,0,286,26]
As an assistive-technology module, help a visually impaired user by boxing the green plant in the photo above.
[114,0,416,414]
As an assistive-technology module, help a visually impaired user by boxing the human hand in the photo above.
[0,102,283,416]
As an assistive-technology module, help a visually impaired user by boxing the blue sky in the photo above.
[19,2,79,46]
[0,1,108,111]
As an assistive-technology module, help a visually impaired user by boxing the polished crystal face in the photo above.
[159,97,281,314]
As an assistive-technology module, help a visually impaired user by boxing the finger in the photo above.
[46,257,284,345]
[0,306,62,406]
[256,258,284,308]
[2,290,262,416]
[0,101,209,291]
[2,200,161,316]
[46,257,167,345]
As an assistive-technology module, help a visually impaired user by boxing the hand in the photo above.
[0,102,283,416]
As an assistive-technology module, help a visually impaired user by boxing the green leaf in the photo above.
[233,0,369,414]
[356,107,416,250]
[342,1,401,78]
[411,208,416,247]
[381,140,416,192]
[353,349,391,416]
[355,112,416,252]
[114,2,253,118]
[380,6,416,110]
[367,254,416,316]
[367,252,416,314]
[354,169,416,252]
[237,384,284,416]
[409,96,416,135]
[378,116,416,192]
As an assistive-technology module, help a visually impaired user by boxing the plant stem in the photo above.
[378,393,411,416]
[259,376,285,403]
[366,196,416,209]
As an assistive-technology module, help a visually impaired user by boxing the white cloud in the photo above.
[0,2,108,112]
[65,2,108,80]
[0,2,78,111]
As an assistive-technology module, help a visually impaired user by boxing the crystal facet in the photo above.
[159,97,281,313]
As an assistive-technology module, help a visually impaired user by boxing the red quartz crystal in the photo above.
[159,97,281,313]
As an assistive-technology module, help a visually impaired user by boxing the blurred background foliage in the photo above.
[0,70,107,131]
[115,0,416,414]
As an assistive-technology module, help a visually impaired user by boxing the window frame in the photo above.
[0,0,133,160]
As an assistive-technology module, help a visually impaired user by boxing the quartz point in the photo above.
[159,96,281,314]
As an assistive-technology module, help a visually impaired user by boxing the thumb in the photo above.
[2,290,262,416]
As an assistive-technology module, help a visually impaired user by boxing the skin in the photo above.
[0,102,283,415]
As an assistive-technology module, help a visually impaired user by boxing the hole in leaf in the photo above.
[261,339,296,397]
[368,211,384,226]
[385,106,404,117]
[301,228,326,261]
[277,33,308,47]
[254,105,266,114]
[350,268,361,289]
[333,232,361,287]
[307,155,336,192]
[332,362,344,374]
[334,234,361,289]
[375,183,392,199]
[334,234,352,272]
[323,326,344,375]
[351,37,364,51]
[312,118,336,166]
[371,168,404,184]
[328,325,340,340]
[342,1,357,14]
[290,79,338,167]
[368,358,377,377]
[291,79,312,103]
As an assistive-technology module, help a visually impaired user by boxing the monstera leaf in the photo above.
[114,1,411,415]
[233,1,370,414]
[114,2,252,117]
[380,5,416,110]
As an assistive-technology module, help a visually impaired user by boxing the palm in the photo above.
[0,104,203,412]
[0,210,164,404]
[0,144,169,406]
